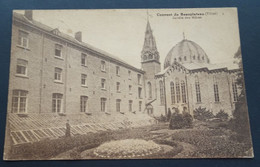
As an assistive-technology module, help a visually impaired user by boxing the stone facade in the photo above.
[8,11,241,121]
[154,64,239,117]
[8,11,145,117]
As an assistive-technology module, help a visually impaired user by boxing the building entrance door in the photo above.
[147,104,153,115]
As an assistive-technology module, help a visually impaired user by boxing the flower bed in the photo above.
[93,139,161,158]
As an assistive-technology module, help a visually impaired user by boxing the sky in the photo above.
[16,8,241,69]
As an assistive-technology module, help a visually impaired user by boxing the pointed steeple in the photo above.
[142,20,157,52]
[141,20,160,63]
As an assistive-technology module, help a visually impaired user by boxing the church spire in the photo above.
[142,20,157,51]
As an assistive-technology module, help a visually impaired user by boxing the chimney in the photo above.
[24,10,33,21]
[75,31,82,42]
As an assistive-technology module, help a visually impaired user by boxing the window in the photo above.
[175,78,181,103]
[159,80,165,105]
[129,85,132,93]
[16,59,28,76]
[101,61,106,71]
[213,76,220,102]
[138,87,142,99]
[54,68,62,82]
[147,82,152,99]
[128,70,131,79]
[116,66,120,76]
[139,101,142,112]
[148,54,153,59]
[137,74,142,85]
[18,30,29,48]
[181,80,187,103]
[101,98,106,112]
[81,53,87,66]
[193,55,195,60]
[129,100,133,112]
[184,56,187,61]
[179,57,182,61]
[101,78,106,89]
[52,93,63,113]
[195,76,201,103]
[12,90,28,113]
[80,96,88,112]
[232,78,238,102]
[81,74,87,86]
[170,82,175,104]
[55,44,62,58]
[116,82,120,92]
[116,99,121,112]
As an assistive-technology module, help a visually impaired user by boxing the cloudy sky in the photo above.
[16,8,241,69]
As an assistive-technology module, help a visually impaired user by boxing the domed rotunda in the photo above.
[164,39,210,69]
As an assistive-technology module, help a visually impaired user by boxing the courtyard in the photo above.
[8,117,252,160]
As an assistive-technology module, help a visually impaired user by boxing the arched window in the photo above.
[175,78,181,103]
[181,80,186,103]
[184,56,187,61]
[148,54,153,59]
[193,55,195,60]
[179,57,182,62]
[213,76,220,102]
[170,82,175,104]
[202,56,204,60]
[195,76,201,103]
[147,82,152,99]
[159,80,165,105]
[232,78,238,102]
[198,56,200,60]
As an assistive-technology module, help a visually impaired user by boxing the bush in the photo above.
[193,107,214,121]
[166,109,172,122]
[183,112,193,128]
[169,112,193,129]
[215,110,229,121]
[229,94,252,143]
[155,114,167,122]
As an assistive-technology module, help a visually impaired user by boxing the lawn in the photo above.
[9,120,253,160]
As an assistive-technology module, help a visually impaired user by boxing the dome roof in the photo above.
[164,39,210,69]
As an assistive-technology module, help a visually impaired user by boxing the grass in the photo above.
[9,121,253,159]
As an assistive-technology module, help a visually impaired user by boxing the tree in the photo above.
[231,46,251,141]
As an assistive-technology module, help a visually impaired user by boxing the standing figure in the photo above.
[65,119,71,138]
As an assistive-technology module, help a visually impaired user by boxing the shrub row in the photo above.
[169,112,193,130]
[193,107,229,121]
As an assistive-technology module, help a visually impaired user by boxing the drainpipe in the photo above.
[39,33,45,113]
[64,42,68,114]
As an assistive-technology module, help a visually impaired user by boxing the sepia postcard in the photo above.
[4,8,253,160]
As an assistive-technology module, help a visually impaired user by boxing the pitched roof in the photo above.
[13,12,144,73]
[182,62,239,71]
[156,61,239,76]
